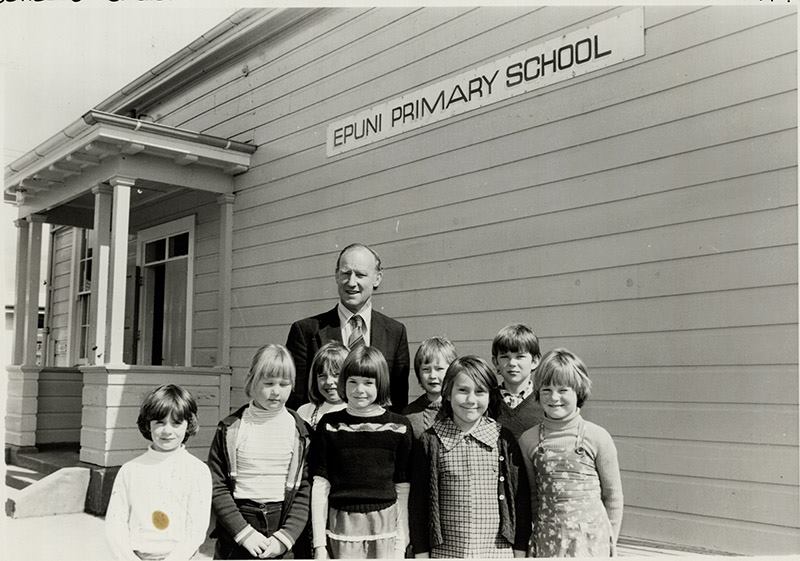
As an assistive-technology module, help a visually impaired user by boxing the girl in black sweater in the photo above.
[309,346,413,559]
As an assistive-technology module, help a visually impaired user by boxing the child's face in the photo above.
[449,372,490,431]
[492,350,538,389]
[150,415,188,453]
[251,375,293,412]
[418,357,449,398]
[317,369,342,404]
[345,375,378,411]
[539,384,578,420]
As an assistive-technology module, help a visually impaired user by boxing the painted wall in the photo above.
[143,6,797,554]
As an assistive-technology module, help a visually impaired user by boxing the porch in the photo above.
[4,110,254,470]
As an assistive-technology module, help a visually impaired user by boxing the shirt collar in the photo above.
[433,416,499,451]
[337,300,373,331]
[499,377,534,399]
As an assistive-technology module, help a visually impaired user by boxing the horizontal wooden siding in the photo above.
[145,6,798,553]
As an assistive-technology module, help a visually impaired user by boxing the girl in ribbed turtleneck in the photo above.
[519,348,623,557]
[208,344,312,560]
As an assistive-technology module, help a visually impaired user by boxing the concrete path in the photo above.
[3,479,704,560]
[3,479,215,561]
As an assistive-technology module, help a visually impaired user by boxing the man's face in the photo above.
[336,247,383,313]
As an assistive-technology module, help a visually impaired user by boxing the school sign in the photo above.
[327,9,645,156]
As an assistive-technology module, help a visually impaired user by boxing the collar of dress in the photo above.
[433,416,499,451]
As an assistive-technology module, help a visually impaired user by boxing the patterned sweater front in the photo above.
[309,409,412,512]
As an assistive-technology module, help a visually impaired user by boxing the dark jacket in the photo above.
[286,306,410,411]
[409,420,532,554]
[207,404,312,548]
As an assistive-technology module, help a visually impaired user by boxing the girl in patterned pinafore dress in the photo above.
[519,349,624,557]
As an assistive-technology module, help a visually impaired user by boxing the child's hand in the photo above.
[262,536,287,558]
[314,545,329,560]
[241,531,271,558]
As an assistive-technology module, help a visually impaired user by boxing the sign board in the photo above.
[327,8,645,156]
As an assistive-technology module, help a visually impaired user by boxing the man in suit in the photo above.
[286,243,410,411]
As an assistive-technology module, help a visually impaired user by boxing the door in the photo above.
[136,216,194,366]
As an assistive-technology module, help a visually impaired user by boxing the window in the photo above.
[76,228,94,364]
[137,217,194,366]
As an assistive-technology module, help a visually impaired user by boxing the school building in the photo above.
[3,6,797,555]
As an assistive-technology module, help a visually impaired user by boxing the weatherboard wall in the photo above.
[143,6,798,554]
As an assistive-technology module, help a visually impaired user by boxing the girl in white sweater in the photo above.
[105,384,212,561]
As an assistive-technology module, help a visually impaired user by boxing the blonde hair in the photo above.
[413,336,458,381]
[245,344,296,398]
[534,348,592,407]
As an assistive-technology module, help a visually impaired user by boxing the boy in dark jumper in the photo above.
[488,323,544,440]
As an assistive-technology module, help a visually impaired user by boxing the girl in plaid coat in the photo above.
[409,356,531,558]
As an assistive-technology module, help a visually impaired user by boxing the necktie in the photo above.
[348,315,365,350]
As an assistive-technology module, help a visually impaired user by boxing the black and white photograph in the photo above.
[1,1,797,559]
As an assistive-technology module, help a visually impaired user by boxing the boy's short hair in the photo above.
[308,341,349,406]
[534,348,592,407]
[337,346,391,407]
[491,323,541,359]
[413,336,458,380]
[245,344,296,398]
[137,384,199,443]
[440,355,499,419]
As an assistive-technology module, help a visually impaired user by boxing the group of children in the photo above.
[105,324,623,560]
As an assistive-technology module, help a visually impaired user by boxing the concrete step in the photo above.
[5,466,90,519]
[5,464,46,491]
[6,444,81,476]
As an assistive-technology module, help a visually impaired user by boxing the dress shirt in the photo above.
[337,301,373,347]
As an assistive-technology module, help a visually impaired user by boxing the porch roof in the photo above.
[4,110,256,221]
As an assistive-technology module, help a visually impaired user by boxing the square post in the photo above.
[216,194,235,368]
[89,185,112,365]
[105,178,133,366]
[12,218,29,365]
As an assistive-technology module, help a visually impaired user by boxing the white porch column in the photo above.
[12,219,29,365]
[89,184,112,365]
[216,194,235,367]
[105,177,133,366]
[5,215,45,448]
[22,214,45,367]
[216,194,234,417]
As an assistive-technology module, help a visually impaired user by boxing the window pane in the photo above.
[145,239,165,263]
[82,229,94,259]
[80,296,89,323]
[168,232,189,258]
[79,261,86,291]
[80,326,89,360]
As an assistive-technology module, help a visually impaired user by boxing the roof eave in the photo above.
[95,7,321,118]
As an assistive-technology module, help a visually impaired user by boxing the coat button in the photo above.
[499,476,505,482]
[498,494,505,501]
[499,456,504,462]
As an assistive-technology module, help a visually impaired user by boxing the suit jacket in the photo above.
[286,306,410,412]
